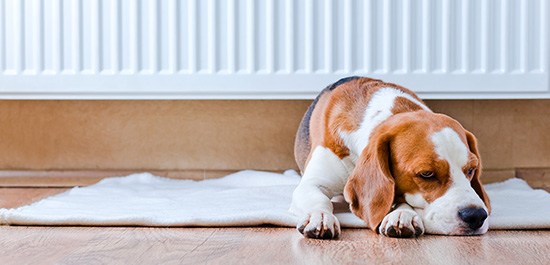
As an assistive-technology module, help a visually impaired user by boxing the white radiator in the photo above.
[0,0,548,99]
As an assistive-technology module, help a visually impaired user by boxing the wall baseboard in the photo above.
[0,170,238,188]
[516,168,550,192]
[2,169,547,191]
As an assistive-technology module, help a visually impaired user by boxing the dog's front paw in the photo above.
[297,211,341,239]
[379,209,424,238]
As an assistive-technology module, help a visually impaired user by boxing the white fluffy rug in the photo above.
[1,170,549,229]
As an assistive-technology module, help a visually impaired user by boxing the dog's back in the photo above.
[294,76,421,173]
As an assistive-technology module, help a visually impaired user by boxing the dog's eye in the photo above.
[467,167,476,177]
[418,171,435,179]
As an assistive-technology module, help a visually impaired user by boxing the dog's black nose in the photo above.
[458,207,488,230]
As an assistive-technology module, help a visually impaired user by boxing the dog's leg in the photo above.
[378,203,425,238]
[290,146,350,239]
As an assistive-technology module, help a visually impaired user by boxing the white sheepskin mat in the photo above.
[1,170,549,229]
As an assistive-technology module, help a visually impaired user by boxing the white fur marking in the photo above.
[431,127,469,173]
[340,87,431,155]
[289,146,349,239]
[405,193,429,209]
[289,146,348,214]
[418,127,488,235]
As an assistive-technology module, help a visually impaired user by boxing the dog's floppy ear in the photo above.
[344,131,395,231]
[466,130,491,213]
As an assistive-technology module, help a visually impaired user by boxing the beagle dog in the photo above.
[290,76,491,239]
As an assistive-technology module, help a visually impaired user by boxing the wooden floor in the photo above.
[0,188,549,265]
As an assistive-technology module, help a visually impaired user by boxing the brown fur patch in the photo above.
[385,112,460,202]
[344,110,490,230]
[303,92,331,167]
[465,131,491,212]
[381,111,490,208]
[307,77,426,161]
[392,96,424,114]
[344,130,395,229]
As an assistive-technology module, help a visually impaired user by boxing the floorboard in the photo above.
[0,188,548,265]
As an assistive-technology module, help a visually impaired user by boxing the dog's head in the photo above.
[344,110,490,235]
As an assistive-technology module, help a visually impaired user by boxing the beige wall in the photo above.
[0,100,548,172]
[428,100,550,170]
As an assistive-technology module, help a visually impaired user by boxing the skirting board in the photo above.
[0,170,238,188]
[2,169,547,190]
[516,168,550,191]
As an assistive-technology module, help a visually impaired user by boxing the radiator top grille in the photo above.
[0,0,547,99]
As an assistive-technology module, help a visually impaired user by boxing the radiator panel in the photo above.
[0,0,548,99]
